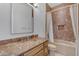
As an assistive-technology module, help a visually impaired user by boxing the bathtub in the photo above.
[54,40,76,56]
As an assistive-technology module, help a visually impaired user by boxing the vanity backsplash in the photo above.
[0,35,38,45]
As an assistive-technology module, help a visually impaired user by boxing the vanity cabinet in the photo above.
[43,41,48,56]
[35,50,44,56]
[23,41,48,56]
[0,38,48,56]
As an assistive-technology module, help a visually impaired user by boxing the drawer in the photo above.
[35,50,44,56]
[24,44,43,56]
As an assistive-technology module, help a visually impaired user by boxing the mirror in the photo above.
[11,3,33,34]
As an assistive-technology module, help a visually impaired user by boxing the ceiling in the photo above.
[46,3,74,12]
[48,3,62,8]
[46,3,62,12]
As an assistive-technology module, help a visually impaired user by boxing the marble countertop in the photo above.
[0,38,47,56]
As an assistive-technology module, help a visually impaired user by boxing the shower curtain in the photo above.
[47,12,54,43]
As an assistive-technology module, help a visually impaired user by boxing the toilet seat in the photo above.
[48,43,56,50]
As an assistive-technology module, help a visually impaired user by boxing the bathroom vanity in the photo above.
[0,38,48,56]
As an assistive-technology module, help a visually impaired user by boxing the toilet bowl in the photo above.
[48,43,56,56]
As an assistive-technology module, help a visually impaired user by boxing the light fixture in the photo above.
[27,3,39,8]
[33,3,39,8]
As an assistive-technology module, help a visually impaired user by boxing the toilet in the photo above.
[48,43,56,56]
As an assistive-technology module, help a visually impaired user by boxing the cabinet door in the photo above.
[44,48,48,56]
[43,41,48,56]
[12,3,33,33]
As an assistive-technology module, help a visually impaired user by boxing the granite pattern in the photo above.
[52,7,75,42]
[0,38,47,56]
